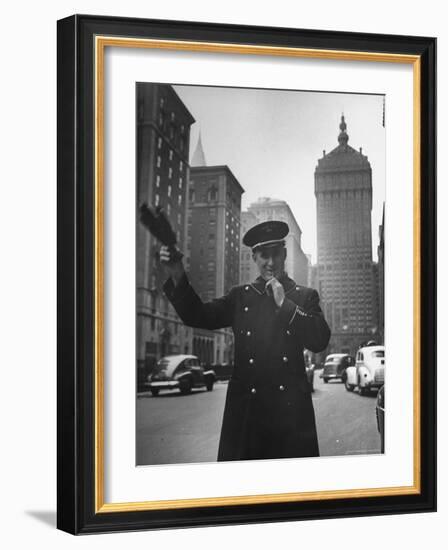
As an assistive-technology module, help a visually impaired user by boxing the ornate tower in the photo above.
[315,115,377,355]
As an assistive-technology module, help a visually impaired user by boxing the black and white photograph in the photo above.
[136,83,386,466]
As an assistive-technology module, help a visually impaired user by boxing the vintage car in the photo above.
[321,353,355,383]
[344,345,385,395]
[146,354,216,396]
[376,385,385,452]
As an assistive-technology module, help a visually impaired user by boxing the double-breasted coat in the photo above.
[164,273,331,461]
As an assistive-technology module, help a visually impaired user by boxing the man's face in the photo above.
[252,246,287,280]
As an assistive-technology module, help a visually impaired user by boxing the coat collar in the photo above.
[250,274,297,295]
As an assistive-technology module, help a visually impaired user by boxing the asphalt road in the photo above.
[136,373,381,465]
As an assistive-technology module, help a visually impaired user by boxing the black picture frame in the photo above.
[57,14,436,535]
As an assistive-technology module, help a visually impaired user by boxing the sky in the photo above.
[174,84,385,263]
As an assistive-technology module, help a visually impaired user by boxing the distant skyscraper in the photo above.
[239,211,259,285]
[136,83,195,369]
[243,197,309,285]
[314,115,377,355]
[191,132,207,167]
[187,143,244,364]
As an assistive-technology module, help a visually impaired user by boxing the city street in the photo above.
[136,373,381,465]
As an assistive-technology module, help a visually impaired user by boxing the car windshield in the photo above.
[326,356,342,364]
[371,350,385,358]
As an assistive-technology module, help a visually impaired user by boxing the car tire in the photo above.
[344,379,355,392]
[179,378,192,395]
[323,378,329,383]
[150,388,159,397]
[359,385,368,396]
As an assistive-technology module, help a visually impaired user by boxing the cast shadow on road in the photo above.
[25,510,56,528]
[138,389,210,399]
[317,379,379,398]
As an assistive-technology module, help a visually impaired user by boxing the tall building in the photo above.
[239,211,259,285]
[187,146,244,364]
[243,197,309,285]
[136,84,195,370]
[314,115,378,355]
[377,204,385,344]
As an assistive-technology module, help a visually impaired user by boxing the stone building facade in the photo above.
[187,162,244,365]
[136,84,195,371]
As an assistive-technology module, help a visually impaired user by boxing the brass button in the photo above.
[246,331,251,336]
[245,286,249,291]
[279,385,285,391]
[286,330,291,336]
[249,358,254,365]
[296,286,300,290]
[251,388,256,394]
[244,306,249,312]
[282,356,288,363]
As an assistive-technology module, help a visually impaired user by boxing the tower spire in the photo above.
[191,132,207,167]
[338,114,349,146]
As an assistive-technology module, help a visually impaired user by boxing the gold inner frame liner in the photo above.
[94,36,421,513]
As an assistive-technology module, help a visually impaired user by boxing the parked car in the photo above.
[146,355,216,396]
[344,345,385,395]
[321,353,355,383]
[376,385,385,452]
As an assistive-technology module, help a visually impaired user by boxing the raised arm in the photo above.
[160,245,234,330]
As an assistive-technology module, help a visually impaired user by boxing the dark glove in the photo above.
[139,203,184,262]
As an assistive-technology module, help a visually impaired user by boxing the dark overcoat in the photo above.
[164,273,331,461]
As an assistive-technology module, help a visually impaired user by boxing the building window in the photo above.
[171,112,175,122]
[178,195,182,206]
[157,155,161,168]
[155,175,160,188]
[208,187,218,201]
[177,213,181,224]
[189,189,195,202]
[179,177,183,189]
[168,167,173,179]
[169,150,173,161]
[159,97,165,108]
[168,185,172,197]
[179,161,184,172]
[167,204,171,215]
[155,194,160,206]
[157,137,162,149]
